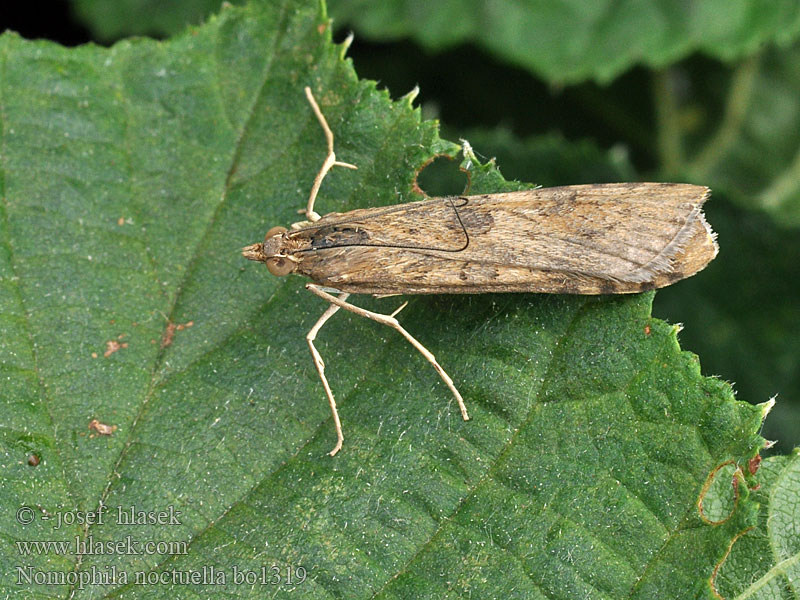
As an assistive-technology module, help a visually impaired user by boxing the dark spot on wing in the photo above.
[459,206,494,234]
[599,280,617,295]
[310,226,370,249]
[638,280,657,292]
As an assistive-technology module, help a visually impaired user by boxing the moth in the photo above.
[244,87,718,456]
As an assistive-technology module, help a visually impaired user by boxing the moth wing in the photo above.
[463,183,717,283]
[296,197,469,251]
[296,183,717,294]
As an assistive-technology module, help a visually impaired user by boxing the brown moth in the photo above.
[244,87,718,456]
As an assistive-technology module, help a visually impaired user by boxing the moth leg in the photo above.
[306,284,470,423]
[306,296,349,456]
[302,86,358,223]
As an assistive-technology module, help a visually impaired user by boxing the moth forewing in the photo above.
[243,87,718,456]
[284,183,717,295]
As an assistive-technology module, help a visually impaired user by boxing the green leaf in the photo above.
[1,1,769,598]
[71,0,235,41]
[63,1,800,228]
[457,127,800,453]
[69,0,800,84]
[714,449,800,599]
[653,200,800,453]
[327,0,800,84]
[684,46,800,225]
[453,126,638,187]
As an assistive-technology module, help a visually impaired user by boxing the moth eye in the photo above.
[264,226,288,241]
[266,256,295,276]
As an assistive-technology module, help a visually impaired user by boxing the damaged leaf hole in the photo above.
[413,154,469,198]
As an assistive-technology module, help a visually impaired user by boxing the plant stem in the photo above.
[652,68,683,175]
[689,54,760,180]
[758,141,800,215]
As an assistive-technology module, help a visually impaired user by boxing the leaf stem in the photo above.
[757,139,800,213]
[652,68,684,175]
[689,54,760,180]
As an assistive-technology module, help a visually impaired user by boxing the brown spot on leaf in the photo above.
[28,453,40,466]
[103,340,128,357]
[161,320,194,348]
[162,323,176,348]
[89,419,117,436]
[748,454,761,475]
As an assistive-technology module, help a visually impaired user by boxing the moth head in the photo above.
[242,226,298,277]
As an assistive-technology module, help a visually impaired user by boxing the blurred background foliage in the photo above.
[4,0,798,452]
